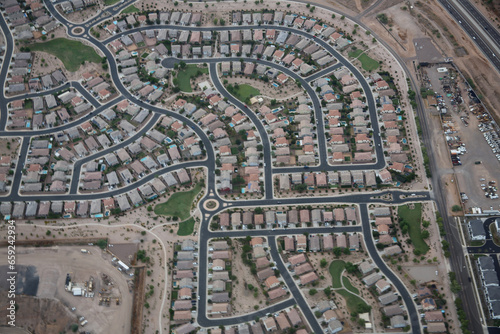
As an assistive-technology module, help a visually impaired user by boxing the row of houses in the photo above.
[59,0,96,14]
[171,239,198,326]
[315,70,376,165]
[201,307,307,334]
[108,12,202,36]
[7,54,66,96]
[4,0,60,39]
[478,256,500,320]
[282,232,361,253]
[207,239,233,316]
[229,11,351,49]
[258,97,318,166]
[0,197,116,219]
[79,115,200,192]
[215,206,358,230]
[8,87,90,131]
[172,95,264,195]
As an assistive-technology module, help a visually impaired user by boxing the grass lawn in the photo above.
[398,203,429,254]
[342,276,359,294]
[177,64,208,92]
[103,0,120,5]
[348,49,379,72]
[122,4,140,13]
[329,260,346,288]
[336,289,370,314]
[231,84,260,103]
[154,183,202,221]
[177,217,195,236]
[29,38,101,72]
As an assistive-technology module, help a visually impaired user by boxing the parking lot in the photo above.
[422,65,500,210]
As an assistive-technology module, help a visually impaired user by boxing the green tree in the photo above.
[309,289,317,296]
[320,258,328,268]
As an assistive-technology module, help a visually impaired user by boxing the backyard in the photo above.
[154,183,202,221]
[29,38,101,72]
[348,49,379,72]
[176,64,208,92]
[398,203,429,254]
[226,83,260,104]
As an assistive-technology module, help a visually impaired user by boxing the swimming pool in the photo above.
[26,121,30,128]
[94,214,103,218]
[165,137,173,143]
[402,138,407,144]
[272,83,279,87]
[63,214,71,218]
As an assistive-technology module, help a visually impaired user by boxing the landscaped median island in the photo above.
[29,38,102,72]
[154,182,203,221]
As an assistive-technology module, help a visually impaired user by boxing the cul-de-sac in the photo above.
[1,0,500,333]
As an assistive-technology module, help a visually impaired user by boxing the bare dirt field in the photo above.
[0,245,133,334]
[229,240,268,315]
[0,137,20,157]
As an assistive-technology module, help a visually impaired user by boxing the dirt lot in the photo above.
[228,240,269,315]
[0,137,21,158]
[0,245,133,334]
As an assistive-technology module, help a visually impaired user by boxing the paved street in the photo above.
[0,0,480,331]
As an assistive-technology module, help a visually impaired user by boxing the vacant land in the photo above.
[348,49,379,72]
[154,183,202,220]
[227,84,261,103]
[398,203,429,254]
[177,217,195,236]
[122,5,140,13]
[29,39,101,72]
[176,64,209,92]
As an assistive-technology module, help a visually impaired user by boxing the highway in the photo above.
[439,0,500,73]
